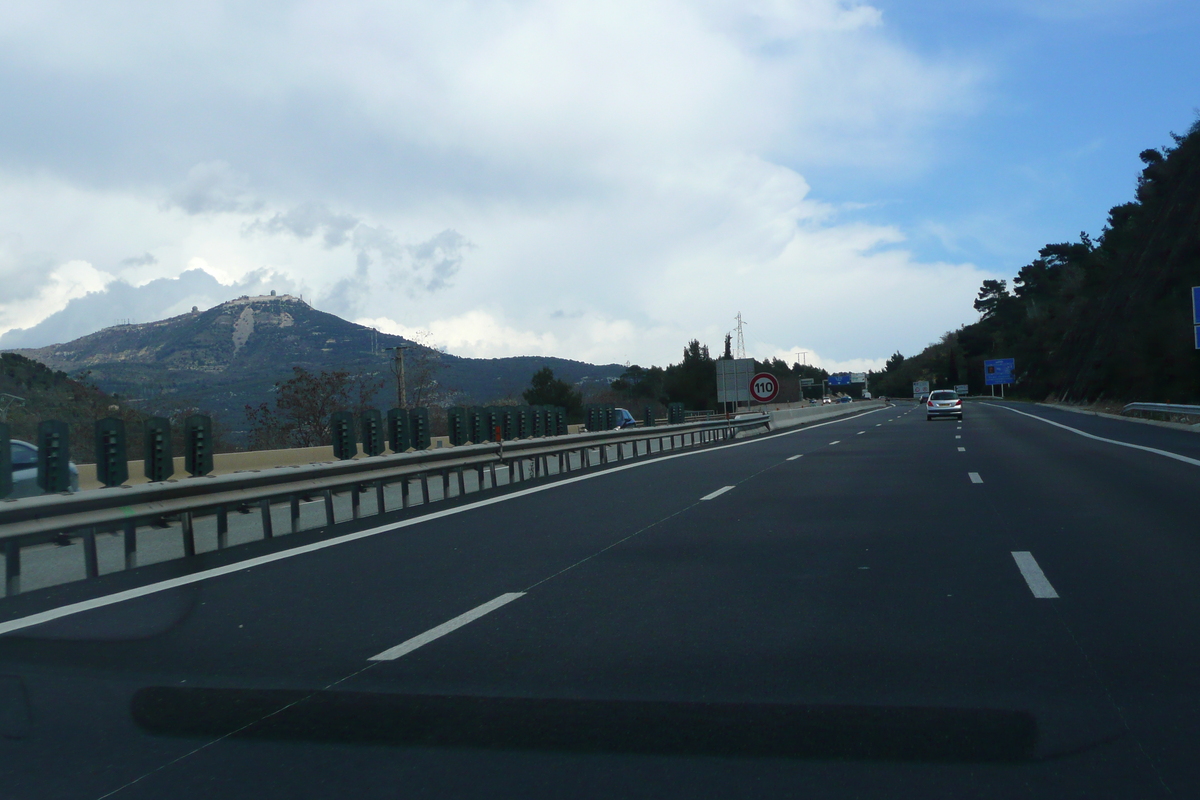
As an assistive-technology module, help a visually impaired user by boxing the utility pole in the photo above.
[795,351,808,401]
[385,345,409,409]
[734,312,747,359]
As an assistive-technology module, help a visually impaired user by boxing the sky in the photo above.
[0,0,1197,373]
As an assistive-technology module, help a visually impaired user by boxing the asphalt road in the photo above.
[1,400,1199,799]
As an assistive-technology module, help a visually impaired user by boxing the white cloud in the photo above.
[0,260,114,335]
[0,1,993,368]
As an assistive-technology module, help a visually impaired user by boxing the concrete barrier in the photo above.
[766,400,887,430]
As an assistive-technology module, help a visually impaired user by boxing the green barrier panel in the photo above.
[447,407,467,447]
[500,407,517,441]
[668,403,685,425]
[0,422,10,499]
[467,407,485,444]
[410,407,431,450]
[388,408,412,453]
[556,407,568,436]
[603,405,615,431]
[38,420,73,493]
[94,417,128,487]
[184,415,214,477]
[532,406,546,438]
[484,407,503,442]
[360,409,384,457]
[643,406,655,427]
[517,406,532,439]
[330,411,356,460]
[142,417,173,483]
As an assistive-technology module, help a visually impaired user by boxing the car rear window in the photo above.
[929,391,957,400]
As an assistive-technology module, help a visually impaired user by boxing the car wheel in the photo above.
[926,416,933,421]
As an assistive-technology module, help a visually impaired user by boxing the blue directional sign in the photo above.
[829,374,851,386]
[984,358,1015,386]
[1193,286,1200,349]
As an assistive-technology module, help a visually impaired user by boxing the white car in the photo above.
[926,390,963,421]
[6,439,80,498]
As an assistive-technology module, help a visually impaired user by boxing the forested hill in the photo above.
[873,118,1200,403]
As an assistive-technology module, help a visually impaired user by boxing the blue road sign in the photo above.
[984,358,1015,386]
[1193,287,1200,348]
[829,374,851,386]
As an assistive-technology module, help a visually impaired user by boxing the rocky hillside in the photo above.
[10,294,622,439]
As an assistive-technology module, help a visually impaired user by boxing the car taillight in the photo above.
[927,400,934,406]
[954,399,962,406]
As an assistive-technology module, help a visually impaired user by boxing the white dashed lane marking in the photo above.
[369,593,526,661]
[1011,552,1059,599]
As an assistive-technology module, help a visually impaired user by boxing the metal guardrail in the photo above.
[0,415,771,596]
[1122,403,1200,421]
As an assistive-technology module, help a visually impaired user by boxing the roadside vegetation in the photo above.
[873,118,1200,403]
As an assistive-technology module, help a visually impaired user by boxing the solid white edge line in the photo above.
[1011,551,1059,599]
[957,447,966,452]
[829,440,840,445]
[984,403,1200,468]
[786,455,802,461]
[969,472,983,483]
[0,405,891,637]
[368,592,525,661]
[700,485,735,501]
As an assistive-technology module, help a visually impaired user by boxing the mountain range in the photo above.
[7,294,623,439]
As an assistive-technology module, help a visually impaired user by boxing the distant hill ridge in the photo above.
[7,294,623,435]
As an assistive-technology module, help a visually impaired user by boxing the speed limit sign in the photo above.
[749,372,779,403]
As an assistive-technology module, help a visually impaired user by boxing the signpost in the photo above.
[984,358,1015,397]
[1192,286,1200,349]
[749,372,780,404]
[850,372,867,384]
[716,358,754,410]
[954,384,969,396]
[829,374,851,387]
[912,380,929,398]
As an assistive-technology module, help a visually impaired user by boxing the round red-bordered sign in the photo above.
[749,372,779,403]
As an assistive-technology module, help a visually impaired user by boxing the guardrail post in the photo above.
[442,469,450,499]
[457,468,466,497]
[324,490,335,525]
[216,506,228,549]
[82,528,99,578]
[260,499,274,538]
[5,540,19,596]
[351,484,361,519]
[182,513,196,557]
[123,521,137,568]
[0,422,10,500]
[290,496,301,533]
[420,473,430,504]
[488,463,497,488]
[401,478,410,508]
[376,481,386,513]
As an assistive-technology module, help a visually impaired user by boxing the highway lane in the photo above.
[2,400,1200,798]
